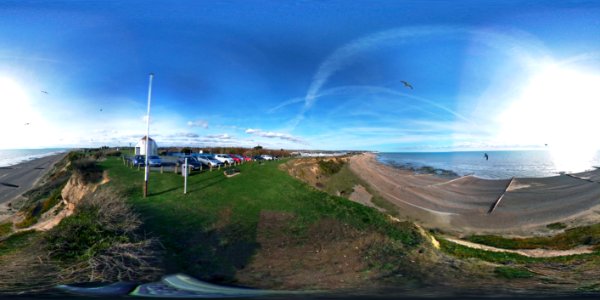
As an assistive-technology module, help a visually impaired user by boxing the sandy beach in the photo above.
[350,153,600,235]
[0,153,66,206]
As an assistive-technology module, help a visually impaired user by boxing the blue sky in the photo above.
[1,0,600,151]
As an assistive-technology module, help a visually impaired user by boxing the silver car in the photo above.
[194,154,223,168]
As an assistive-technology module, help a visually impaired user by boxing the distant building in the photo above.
[135,136,158,156]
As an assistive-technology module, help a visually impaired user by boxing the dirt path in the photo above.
[442,236,594,258]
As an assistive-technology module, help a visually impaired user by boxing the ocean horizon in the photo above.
[377,150,600,179]
[0,148,70,167]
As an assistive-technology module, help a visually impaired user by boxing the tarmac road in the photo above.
[0,153,66,204]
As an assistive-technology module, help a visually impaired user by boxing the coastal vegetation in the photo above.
[1,149,600,293]
[44,187,162,282]
[466,224,600,251]
[100,155,422,285]
[0,223,12,238]
[494,266,535,279]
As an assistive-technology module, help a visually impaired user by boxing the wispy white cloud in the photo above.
[187,119,209,128]
[205,133,232,140]
[292,25,549,129]
[245,128,305,144]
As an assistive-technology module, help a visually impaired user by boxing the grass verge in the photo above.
[494,266,535,279]
[466,223,600,250]
[437,237,599,264]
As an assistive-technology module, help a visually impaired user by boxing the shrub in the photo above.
[318,159,344,176]
[0,222,13,237]
[547,222,567,230]
[71,158,103,184]
[67,151,84,162]
[41,187,63,215]
[15,216,38,229]
[494,266,535,279]
[44,187,161,282]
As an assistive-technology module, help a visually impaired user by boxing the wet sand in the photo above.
[0,153,66,205]
[350,153,600,234]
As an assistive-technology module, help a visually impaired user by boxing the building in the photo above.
[135,136,158,156]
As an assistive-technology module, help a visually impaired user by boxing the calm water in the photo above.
[378,150,600,179]
[0,148,69,167]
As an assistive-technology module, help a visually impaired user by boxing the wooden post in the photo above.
[137,164,140,171]
[161,166,164,174]
[175,163,179,174]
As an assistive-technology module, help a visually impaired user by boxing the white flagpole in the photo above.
[143,73,154,198]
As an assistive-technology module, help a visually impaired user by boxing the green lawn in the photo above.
[100,157,421,282]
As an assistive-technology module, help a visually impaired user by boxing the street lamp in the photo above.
[143,73,154,198]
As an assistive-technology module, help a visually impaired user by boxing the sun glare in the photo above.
[497,64,600,173]
[0,76,44,148]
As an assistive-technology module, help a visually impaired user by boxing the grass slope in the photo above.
[466,224,600,251]
[100,157,421,283]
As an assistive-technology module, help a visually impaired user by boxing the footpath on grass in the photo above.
[442,236,595,258]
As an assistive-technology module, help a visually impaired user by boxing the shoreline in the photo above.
[0,149,68,168]
[0,153,67,216]
[375,151,600,180]
[375,155,459,178]
[349,153,600,235]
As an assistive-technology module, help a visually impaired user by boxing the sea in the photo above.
[377,150,600,179]
[0,148,69,168]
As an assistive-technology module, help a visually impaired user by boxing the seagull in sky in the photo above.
[41,90,48,94]
[24,122,30,125]
[400,80,413,90]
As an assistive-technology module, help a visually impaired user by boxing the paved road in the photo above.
[0,154,66,204]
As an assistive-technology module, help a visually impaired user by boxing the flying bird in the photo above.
[100,108,103,112]
[24,122,30,125]
[400,80,413,90]
[41,91,48,94]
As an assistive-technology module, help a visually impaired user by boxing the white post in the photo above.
[143,73,154,198]
[184,157,188,194]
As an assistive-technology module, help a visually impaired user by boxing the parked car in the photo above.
[253,155,265,161]
[214,154,234,164]
[260,154,274,160]
[148,155,162,167]
[193,154,223,168]
[227,154,241,163]
[130,155,145,166]
[177,156,202,170]
[233,154,250,162]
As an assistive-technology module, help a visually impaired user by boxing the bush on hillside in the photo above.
[70,158,103,184]
[318,159,345,176]
[44,187,162,282]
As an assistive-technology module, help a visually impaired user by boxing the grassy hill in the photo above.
[99,157,423,288]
